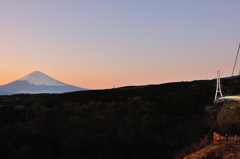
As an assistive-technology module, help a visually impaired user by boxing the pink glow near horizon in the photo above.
[0,1,240,90]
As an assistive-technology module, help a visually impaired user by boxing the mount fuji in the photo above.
[0,71,88,95]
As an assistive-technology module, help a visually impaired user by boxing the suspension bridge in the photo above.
[189,43,240,159]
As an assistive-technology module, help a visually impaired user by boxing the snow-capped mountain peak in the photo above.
[0,71,88,95]
[19,71,66,86]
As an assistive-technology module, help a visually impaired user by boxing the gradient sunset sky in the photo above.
[1,1,240,89]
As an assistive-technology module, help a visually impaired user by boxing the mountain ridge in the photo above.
[0,71,88,95]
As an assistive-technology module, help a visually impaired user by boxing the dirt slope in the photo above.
[183,141,240,159]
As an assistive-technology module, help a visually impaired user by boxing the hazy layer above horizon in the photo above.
[0,1,240,89]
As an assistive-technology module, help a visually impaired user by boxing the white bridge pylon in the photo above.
[214,70,223,102]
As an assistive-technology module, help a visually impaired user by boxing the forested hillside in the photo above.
[0,78,239,159]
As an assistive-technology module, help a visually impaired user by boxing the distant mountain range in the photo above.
[0,71,88,95]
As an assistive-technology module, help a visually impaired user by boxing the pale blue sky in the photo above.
[1,1,240,89]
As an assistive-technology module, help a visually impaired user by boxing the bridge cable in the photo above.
[190,103,225,159]
[231,44,240,77]
[227,43,240,95]
[220,118,237,135]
